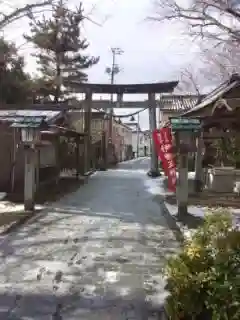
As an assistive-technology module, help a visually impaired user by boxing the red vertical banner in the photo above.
[152,128,177,192]
[152,129,167,175]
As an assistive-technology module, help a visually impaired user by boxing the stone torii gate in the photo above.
[68,81,178,177]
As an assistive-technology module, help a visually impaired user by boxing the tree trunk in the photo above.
[54,57,61,103]
[235,161,240,169]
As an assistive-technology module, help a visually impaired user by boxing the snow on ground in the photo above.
[0,202,43,215]
[144,172,197,198]
[145,173,240,237]
[0,157,178,319]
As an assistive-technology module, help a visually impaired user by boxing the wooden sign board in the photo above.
[170,117,201,131]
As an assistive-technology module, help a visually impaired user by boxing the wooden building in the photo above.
[158,94,201,128]
[182,73,240,193]
[0,107,85,193]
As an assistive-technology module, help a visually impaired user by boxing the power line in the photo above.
[113,107,147,118]
[99,107,147,121]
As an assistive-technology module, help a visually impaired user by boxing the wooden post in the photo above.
[55,136,61,184]
[11,128,17,193]
[78,138,85,176]
[24,146,36,212]
[148,92,160,177]
[75,136,80,179]
[176,132,189,217]
[35,149,40,192]
[101,131,107,170]
[84,89,92,174]
[83,135,87,173]
[194,131,204,192]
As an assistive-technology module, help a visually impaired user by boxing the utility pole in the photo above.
[105,47,123,143]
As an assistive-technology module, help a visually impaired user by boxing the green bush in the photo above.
[165,211,240,320]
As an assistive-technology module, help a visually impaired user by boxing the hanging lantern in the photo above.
[10,117,48,145]
[21,127,39,143]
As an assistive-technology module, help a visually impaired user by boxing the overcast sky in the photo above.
[3,0,199,129]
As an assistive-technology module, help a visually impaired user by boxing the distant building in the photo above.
[142,129,151,156]
[71,110,133,163]
[123,122,150,157]
[113,120,133,161]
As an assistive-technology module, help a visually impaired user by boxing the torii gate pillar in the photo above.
[148,92,160,177]
[84,89,92,173]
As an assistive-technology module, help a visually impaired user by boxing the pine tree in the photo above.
[0,37,33,104]
[24,0,99,102]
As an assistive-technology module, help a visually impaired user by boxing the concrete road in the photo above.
[0,157,178,319]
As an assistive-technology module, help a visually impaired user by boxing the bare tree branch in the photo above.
[0,0,105,30]
[177,38,240,96]
[149,0,240,44]
[200,41,240,82]
[150,0,240,94]
[0,1,53,29]
[177,64,203,95]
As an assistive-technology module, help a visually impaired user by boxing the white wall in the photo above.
[117,124,133,161]
[132,132,150,157]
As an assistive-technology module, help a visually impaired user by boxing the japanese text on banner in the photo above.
[152,128,176,192]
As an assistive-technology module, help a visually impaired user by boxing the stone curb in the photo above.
[84,169,97,177]
[153,198,186,320]
[160,198,185,244]
[148,197,185,320]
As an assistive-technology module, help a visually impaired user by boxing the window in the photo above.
[91,119,96,129]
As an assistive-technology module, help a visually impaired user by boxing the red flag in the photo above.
[152,128,176,192]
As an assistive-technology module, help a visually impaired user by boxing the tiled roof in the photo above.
[159,94,202,112]
[0,109,62,124]
[183,74,240,116]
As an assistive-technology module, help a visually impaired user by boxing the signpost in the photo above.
[170,117,201,131]
[169,117,202,216]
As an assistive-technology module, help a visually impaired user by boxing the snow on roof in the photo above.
[159,94,201,112]
[0,109,62,123]
[183,74,240,116]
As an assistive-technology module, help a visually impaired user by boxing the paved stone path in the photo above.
[0,158,178,319]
